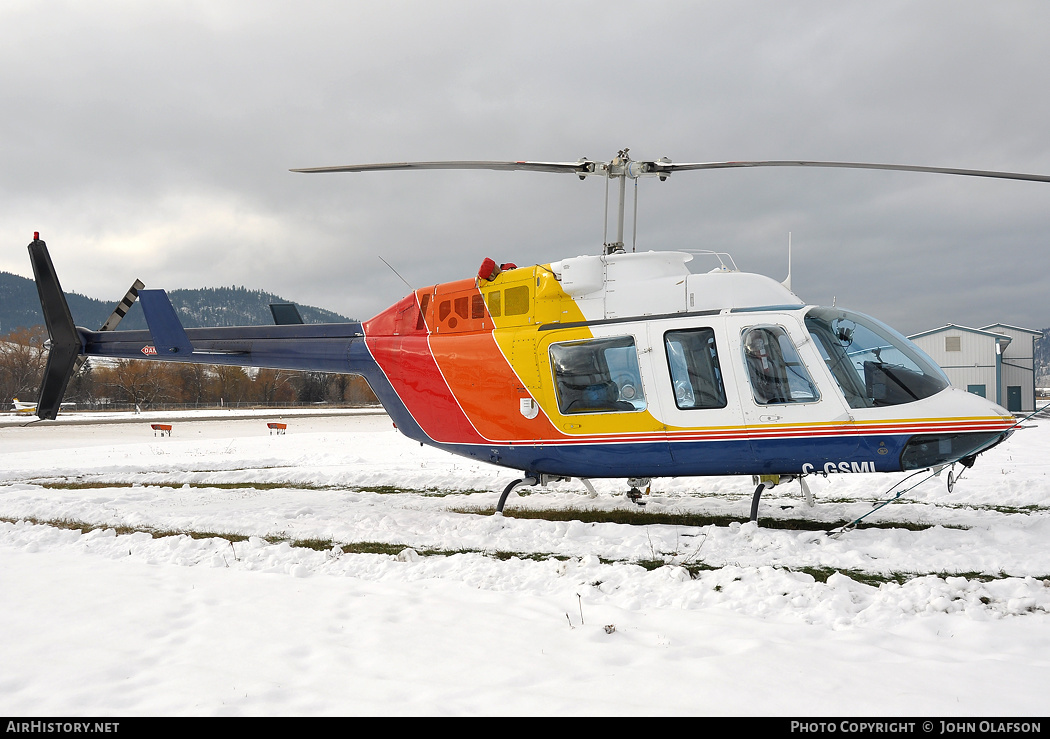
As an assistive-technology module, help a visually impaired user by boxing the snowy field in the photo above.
[0,408,1048,717]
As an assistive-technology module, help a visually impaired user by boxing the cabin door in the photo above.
[645,319,752,476]
[726,314,858,475]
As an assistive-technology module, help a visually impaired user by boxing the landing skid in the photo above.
[495,473,816,522]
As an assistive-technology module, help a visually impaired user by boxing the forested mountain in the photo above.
[0,271,352,332]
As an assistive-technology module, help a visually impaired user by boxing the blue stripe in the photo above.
[423,434,912,478]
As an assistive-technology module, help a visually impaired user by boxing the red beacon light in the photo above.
[478,257,499,281]
[478,258,517,281]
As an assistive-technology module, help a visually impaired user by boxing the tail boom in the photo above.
[26,234,399,420]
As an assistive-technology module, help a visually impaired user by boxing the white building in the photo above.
[909,323,1040,413]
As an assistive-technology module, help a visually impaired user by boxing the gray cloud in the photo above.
[2,0,1049,334]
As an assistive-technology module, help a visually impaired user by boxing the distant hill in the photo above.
[0,271,352,333]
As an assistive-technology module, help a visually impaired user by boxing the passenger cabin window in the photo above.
[504,285,530,316]
[743,325,819,405]
[454,296,469,322]
[664,328,727,409]
[487,291,501,317]
[550,337,647,414]
[428,288,490,333]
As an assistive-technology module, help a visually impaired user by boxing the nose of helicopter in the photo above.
[898,387,1017,471]
[947,385,1015,420]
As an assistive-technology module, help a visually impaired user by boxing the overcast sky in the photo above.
[3,0,1049,335]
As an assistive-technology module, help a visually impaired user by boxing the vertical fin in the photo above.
[269,302,304,325]
[138,289,194,356]
[27,235,81,420]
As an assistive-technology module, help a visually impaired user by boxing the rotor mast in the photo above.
[590,148,675,255]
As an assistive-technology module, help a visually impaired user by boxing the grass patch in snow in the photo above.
[452,505,949,532]
[11,516,1040,586]
[37,480,298,491]
[32,481,491,496]
[961,503,1050,515]
[797,566,910,587]
[792,567,1050,588]
[0,515,251,542]
[350,485,490,497]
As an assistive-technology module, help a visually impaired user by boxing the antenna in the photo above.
[782,232,792,292]
[378,256,414,291]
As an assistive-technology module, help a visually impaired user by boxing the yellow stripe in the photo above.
[482,264,669,436]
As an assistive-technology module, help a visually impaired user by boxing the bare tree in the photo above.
[294,372,332,404]
[252,368,294,405]
[103,359,170,408]
[0,326,48,404]
[212,365,251,405]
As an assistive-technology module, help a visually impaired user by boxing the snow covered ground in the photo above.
[1,409,1048,716]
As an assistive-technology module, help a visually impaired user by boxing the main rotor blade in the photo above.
[653,160,1050,183]
[291,160,593,175]
[292,156,1050,185]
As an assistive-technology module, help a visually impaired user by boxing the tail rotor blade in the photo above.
[69,278,146,378]
[100,279,145,331]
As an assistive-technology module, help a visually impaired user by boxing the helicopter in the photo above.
[26,151,1047,521]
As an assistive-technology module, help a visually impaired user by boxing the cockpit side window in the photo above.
[805,308,949,408]
[742,325,819,405]
[664,328,727,409]
[549,336,647,415]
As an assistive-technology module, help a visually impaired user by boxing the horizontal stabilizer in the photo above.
[139,289,194,356]
[270,302,304,325]
[28,236,81,420]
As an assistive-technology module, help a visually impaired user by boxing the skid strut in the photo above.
[750,474,814,523]
[750,477,772,522]
[496,476,539,514]
[495,474,592,514]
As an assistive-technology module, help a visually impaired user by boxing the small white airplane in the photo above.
[11,398,37,414]
[11,397,74,414]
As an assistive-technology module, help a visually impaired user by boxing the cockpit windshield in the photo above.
[805,308,949,408]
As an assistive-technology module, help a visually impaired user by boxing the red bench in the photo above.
[151,424,172,437]
[267,422,287,435]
